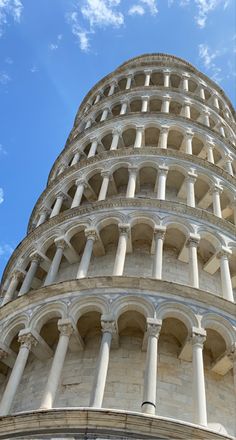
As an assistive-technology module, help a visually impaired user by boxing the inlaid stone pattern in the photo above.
[0,53,235,440]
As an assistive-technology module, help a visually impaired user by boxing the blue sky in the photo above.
[0,0,235,278]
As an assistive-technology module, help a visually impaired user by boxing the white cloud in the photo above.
[140,0,158,15]
[0,0,23,36]
[198,43,223,82]
[0,187,4,204]
[67,11,91,52]
[0,71,10,84]
[0,243,14,257]
[128,5,145,15]
[170,0,229,28]
[81,0,124,28]
[49,34,63,51]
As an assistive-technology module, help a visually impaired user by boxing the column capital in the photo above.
[191,328,206,347]
[112,126,122,136]
[118,223,130,235]
[10,269,25,282]
[55,191,67,201]
[135,125,145,132]
[217,246,232,259]
[101,170,112,179]
[39,207,51,216]
[187,233,200,247]
[154,226,166,240]
[142,95,150,101]
[126,72,134,78]
[144,68,152,75]
[89,136,98,144]
[160,125,169,134]
[101,315,117,335]
[58,318,74,337]
[185,130,194,139]
[146,318,162,338]
[187,171,198,182]
[210,183,223,195]
[54,237,67,250]
[18,330,38,350]
[75,177,87,187]
[128,165,138,175]
[182,72,190,79]
[228,342,236,361]
[29,251,43,264]
[85,228,99,241]
[163,95,171,101]
[158,165,169,175]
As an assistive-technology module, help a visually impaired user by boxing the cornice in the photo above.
[0,408,234,440]
[47,113,236,184]
[29,147,236,231]
[1,277,235,323]
[2,198,235,286]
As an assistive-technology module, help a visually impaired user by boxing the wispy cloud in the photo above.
[0,144,7,155]
[0,243,14,258]
[0,188,4,204]
[30,65,38,73]
[49,34,63,51]
[198,43,223,82]
[170,0,230,28]
[0,71,11,85]
[67,0,158,52]
[0,0,23,36]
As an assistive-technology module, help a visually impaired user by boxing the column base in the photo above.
[141,401,156,415]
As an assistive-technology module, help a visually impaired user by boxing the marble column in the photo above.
[198,86,205,100]
[212,95,220,110]
[202,111,210,127]
[142,318,162,415]
[224,156,233,176]
[110,128,121,150]
[2,270,24,306]
[157,166,168,200]
[44,239,66,286]
[76,229,97,279]
[218,248,234,302]
[144,69,152,87]
[0,332,37,416]
[101,107,110,122]
[181,102,191,119]
[158,127,169,149]
[120,101,128,115]
[113,224,129,276]
[161,97,170,113]
[50,192,66,218]
[98,171,111,201]
[108,81,116,96]
[71,179,86,208]
[88,139,98,158]
[126,166,138,198]
[94,93,101,104]
[71,152,80,166]
[192,329,207,426]
[187,236,199,288]
[181,74,189,92]
[211,185,222,218]
[40,319,74,410]
[183,132,193,155]
[152,228,166,279]
[141,96,149,112]
[19,253,42,296]
[186,172,197,207]
[85,119,92,130]
[125,73,133,90]
[134,126,144,148]
[90,317,117,408]
[37,208,50,227]
[164,72,170,88]
[206,142,215,164]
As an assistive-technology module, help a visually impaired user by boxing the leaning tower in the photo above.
[0,53,235,440]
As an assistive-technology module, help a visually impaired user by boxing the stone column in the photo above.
[44,239,65,286]
[85,119,92,130]
[134,126,144,148]
[181,74,189,92]
[186,172,197,207]
[158,127,169,149]
[161,97,170,113]
[141,96,149,112]
[212,95,220,110]
[101,107,110,122]
[229,344,236,392]
[90,317,117,408]
[202,111,210,127]
[142,318,162,415]
[152,228,166,279]
[126,166,138,198]
[88,139,98,158]
[50,192,66,218]
[0,331,37,416]
[206,142,215,164]
[125,73,133,90]
[198,85,205,100]
[144,69,152,87]
[110,128,121,150]
[40,319,73,410]
[113,224,130,276]
[224,155,233,176]
[98,171,111,201]
[2,270,24,306]
[211,185,222,218]
[37,208,50,227]
[19,253,42,296]
[108,81,116,96]
[218,248,234,302]
[94,93,101,104]
[76,229,97,279]
[71,179,86,208]
[120,100,128,115]
[192,329,207,426]
[157,166,168,200]
[164,71,170,88]
[187,236,200,288]
[71,151,80,166]
[183,132,193,154]
[218,125,225,138]
[181,102,191,119]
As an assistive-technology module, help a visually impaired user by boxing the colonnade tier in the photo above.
[47,116,236,186]
[1,206,236,305]
[0,291,235,432]
[27,152,236,231]
[76,53,235,127]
